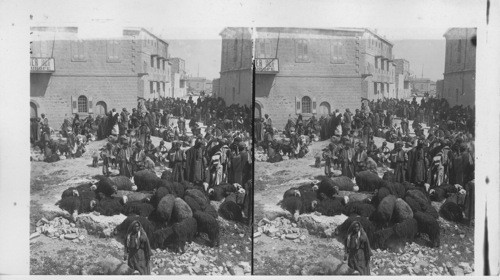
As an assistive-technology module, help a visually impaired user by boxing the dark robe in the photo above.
[339,147,355,179]
[407,147,427,183]
[390,149,407,183]
[230,153,243,185]
[345,230,372,275]
[117,146,133,178]
[185,146,205,182]
[125,228,152,275]
[170,149,186,182]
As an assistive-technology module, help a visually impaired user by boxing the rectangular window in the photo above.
[106,40,121,62]
[374,82,377,95]
[162,60,165,70]
[157,57,161,69]
[157,82,160,93]
[330,41,345,64]
[233,39,238,63]
[457,39,462,64]
[374,57,378,69]
[151,56,155,68]
[381,83,385,93]
[295,39,310,63]
[71,40,86,62]
[150,81,154,94]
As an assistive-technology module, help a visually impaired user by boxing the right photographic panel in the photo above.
[253,27,476,276]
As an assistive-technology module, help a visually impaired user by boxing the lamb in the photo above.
[392,217,418,244]
[413,211,441,248]
[335,216,375,244]
[172,217,198,253]
[355,171,384,192]
[114,215,155,240]
[372,195,397,227]
[111,176,136,191]
[184,189,210,211]
[122,201,154,217]
[393,198,414,223]
[172,197,193,222]
[343,201,376,218]
[439,201,464,222]
[372,227,395,250]
[218,200,243,222]
[160,170,172,181]
[96,177,118,197]
[154,194,176,223]
[317,178,340,200]
[316,197,345,217]
[193,211,220,247]
[134,170,161,192]
[94,196,124,216]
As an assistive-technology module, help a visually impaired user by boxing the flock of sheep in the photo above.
[279,170,469,251]
[56,169,251,253]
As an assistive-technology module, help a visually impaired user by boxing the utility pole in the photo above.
[197,63,199,77]
[421,64,424,78]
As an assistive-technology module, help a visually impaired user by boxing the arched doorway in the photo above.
[95,101,107,115]
[30,102,38,118]
[319,101,331,116]
[254,103,262,119]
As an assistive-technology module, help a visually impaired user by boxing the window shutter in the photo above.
[88,96,93,114]
[295,96,301,114]
[71,96,78,113]
[312,97,317,114]
[341,43,346,62]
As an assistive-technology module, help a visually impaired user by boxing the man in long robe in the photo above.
[169,141,186,182]
[117,140,133,178]
[407,140,428,184]
[185,139,206,183]
[338,142,355,179]
[390,142,407,183]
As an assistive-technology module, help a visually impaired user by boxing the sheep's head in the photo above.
[90,184,97,191]
[424,183,431,192]
[90,199,97,209]
[112,185,118,193]
[122,195,128,204]
[233,183,242,190]
[294,190,301,197]
[333,185,340,193]
[312,184,319,192]
[208,188,215,195]
[203,182,209,192]
[311,200,318,210]
[454,184,463,191]
[352,185,359,192]
[459,189,466,195]
[429,189,436,196]
[343,196,349,205]
[131,185,138,191]
[73,189,79,197]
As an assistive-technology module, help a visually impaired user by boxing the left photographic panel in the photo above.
[30,25,253,275]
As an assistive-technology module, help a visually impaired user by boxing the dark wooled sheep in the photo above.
[282,187,301,200]
[56,196,97,220]
[172,217,198,253]
[301,191,319,214]
[329,176,356,191]
[61,188,80,199]
[155,180,174,195]
[373,195,397,227]
[203,204,218,219]
[317,178,340,200]
[335,216,375,244]
[414,211,441,248]
[225,192,245,205]
[382,181,410,199]
[374,187,391,207]
[155,194,176,223]
[111,176,136,191]
[355,171,384,192]
[316,197,345,217]
[160,170,172,181]
[151,227,174,250]
[392,217,418,244]
[405,189,431,210]
[184,195,202,213]
[114,191,152,204]
[279,196,302,221]
[134,170,161,192]
[185,189,210,211]
[114,215,155,240]
[372,227,395,250]
[393,198,414,222]
[96,177,118,197]
[193,211,220,247]
[95,196,124,216]
[151,186,172,208]
[61,183,98,199]
[122,201,154,217]
[430,184,460,202]
[172,197,193,222]
[382,171,396,182]
[297,182,320,194]
[171,182,186,198]
[209,183,240,201]
[219,200,243,222]
[343,201,376,218]
[439,201,464,222]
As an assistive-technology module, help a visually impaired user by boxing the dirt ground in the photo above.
[253,118,474,276]
[30,122,251,275]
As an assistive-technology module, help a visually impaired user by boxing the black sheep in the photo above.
[439,201,464,222]
[95,196,124,216]
[343,201,376,218]
[219,200,243,222]
[301,191,319,214]
[430,184,459,202]
[185,189,210,211]
[160,170,172,181]
[382,171,396,182]
[116,191,152,204]
[122,201,154,217]
[335,216,375,244]
[297,182,319,194]
[172,217,198,253]
[184,195,202,213]
[114,215,155,240]
[56,196,97,219]
[134,170,161,192]
[151,227,175,250]
[61,188,79,199]
[414,211,441,248]
[172,197,193,222]
[316,197,345,217]
[317,178,340,200]
[171,182,186,198]
[193,211,220,247]
[393,198,414,222]
[392,217,418,244]
[373,195,396,227]
[151,186,172,208]
[282,187,301,200]
[203,204,219,219]
[111,176,135,191]
[209,183,239,201]
[96,177,118,197]
[155,194,176,223]
[372,227,395,250]
[279,196,302,220]
[155,180,174,195]
[355,171,384,192]
[328,176,355,191]
[374,187,391,207]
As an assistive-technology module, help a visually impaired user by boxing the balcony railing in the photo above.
[255,58,279,74]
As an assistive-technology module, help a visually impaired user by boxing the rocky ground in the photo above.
[30,120,251,275]
[254,118,475,276]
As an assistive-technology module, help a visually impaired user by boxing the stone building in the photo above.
[411,78,433,96]
[169,57,188,98]
[252,27,395,128]
[393,58,412,99]
[442,28,476,107]
[30,26,170,127]
[436,79,444,99]
[186,77,211,94]
[218,27,253,106]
